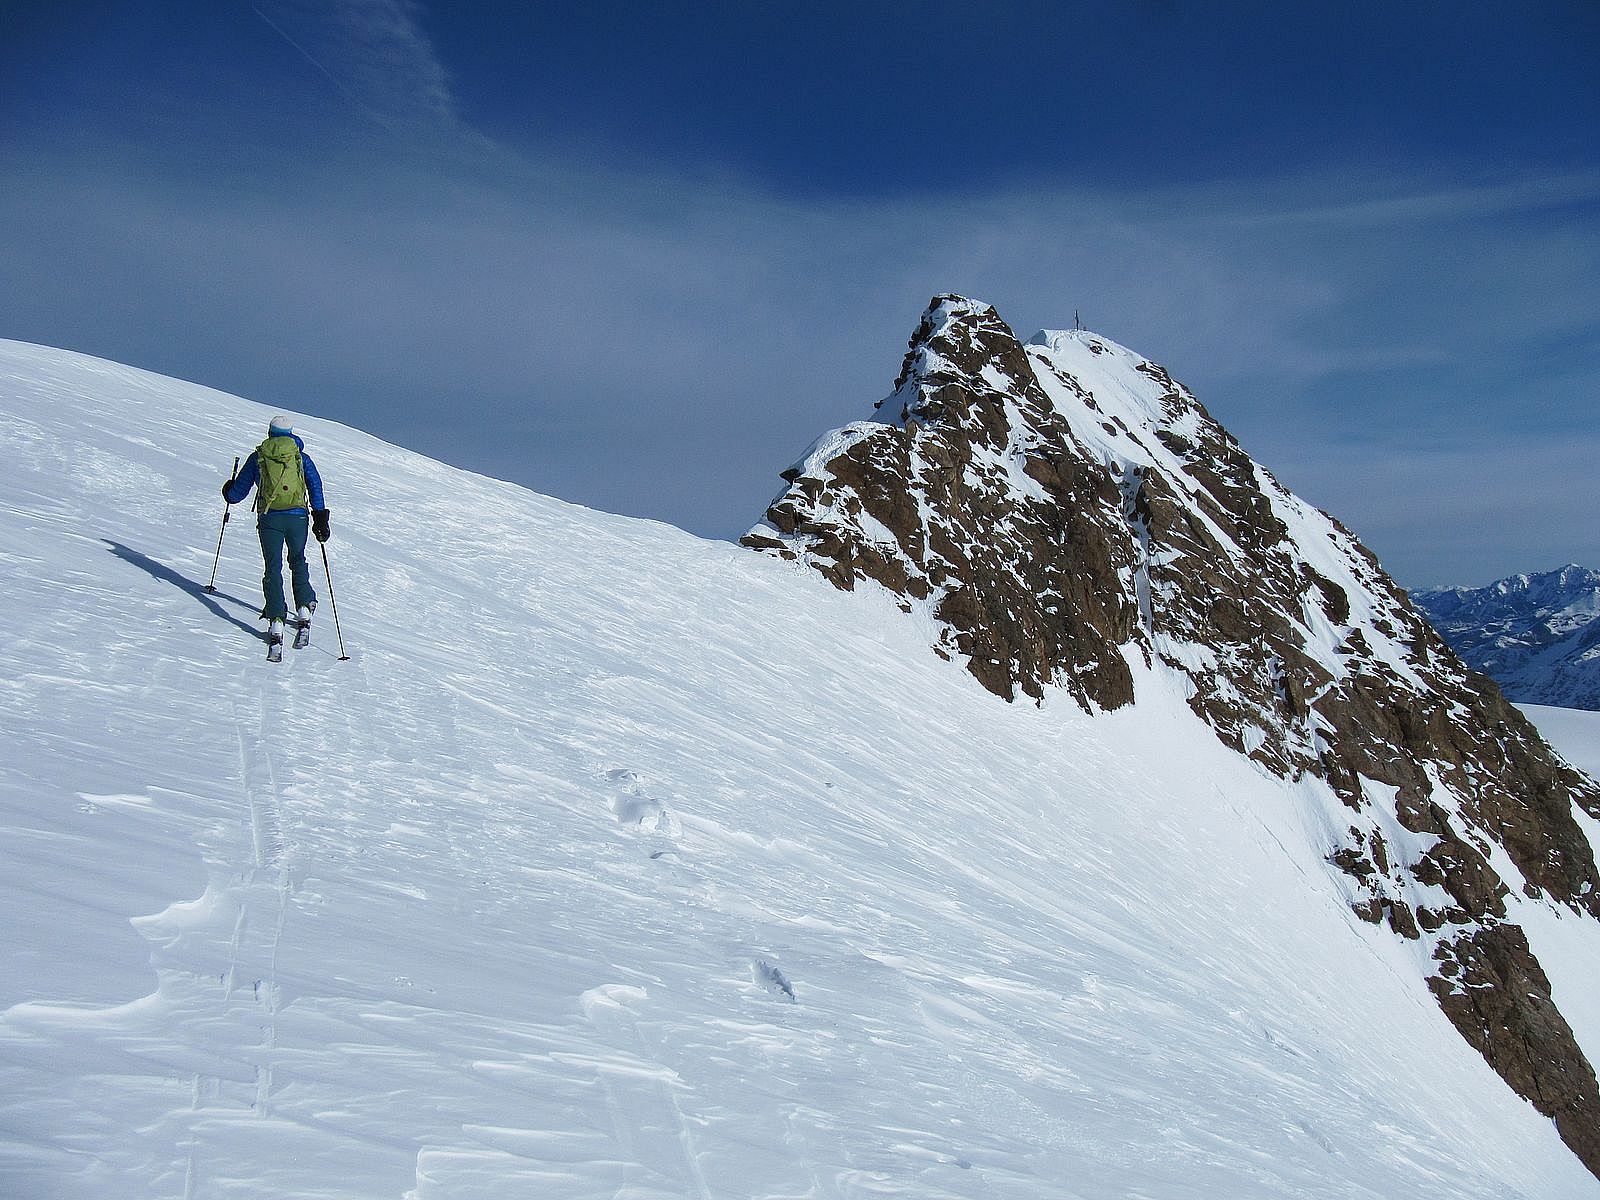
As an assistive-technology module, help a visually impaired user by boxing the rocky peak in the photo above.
[744,295,1600,1178]
[748,294,1142,708]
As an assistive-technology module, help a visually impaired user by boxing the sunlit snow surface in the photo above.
[1523,705,1600,784]
[1,339,1595,1199]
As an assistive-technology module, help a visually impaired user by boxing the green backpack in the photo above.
[256,435,308,513]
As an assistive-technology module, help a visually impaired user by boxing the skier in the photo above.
[223,416,331,658]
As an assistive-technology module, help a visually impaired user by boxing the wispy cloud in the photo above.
[252,0,460,133]
[1203,170,1600,230]
[2,104,1596,587]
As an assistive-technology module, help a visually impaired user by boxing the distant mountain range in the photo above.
[1413,565,1600,711]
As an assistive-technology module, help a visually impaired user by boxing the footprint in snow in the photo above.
[603,768,678,837]
[1296,1119,1338,1156]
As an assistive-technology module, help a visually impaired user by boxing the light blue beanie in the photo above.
[268,415,294,436]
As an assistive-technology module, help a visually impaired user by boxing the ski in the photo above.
[293,618,311,650]
[266,619,285,662]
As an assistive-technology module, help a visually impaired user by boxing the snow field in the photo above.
[1,339,1595,1198]
[1522,704,1600,784]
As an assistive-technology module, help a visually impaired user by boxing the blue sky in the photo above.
[3,1,1598,586]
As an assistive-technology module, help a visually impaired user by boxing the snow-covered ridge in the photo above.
[2,335,1599,1198]
[1026,326,1193,435]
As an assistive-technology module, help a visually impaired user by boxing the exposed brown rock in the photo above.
[1432,924,1600,1177]
[746,298,1140,710]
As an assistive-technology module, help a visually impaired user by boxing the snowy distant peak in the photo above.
[1504,563,1599,592]
[1414,565,1600,711]
[1426,564,1600,609]
[747,295,1600,1176]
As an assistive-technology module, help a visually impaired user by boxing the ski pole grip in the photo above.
[222,456,241,521]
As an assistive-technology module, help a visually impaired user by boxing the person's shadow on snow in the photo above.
[103,541,263,640]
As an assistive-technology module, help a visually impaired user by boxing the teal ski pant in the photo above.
[257,510,317,621]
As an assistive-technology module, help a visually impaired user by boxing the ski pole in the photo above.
[318,541,351,661]
[205,456,240,593]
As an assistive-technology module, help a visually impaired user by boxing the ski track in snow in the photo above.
[1,340,1596,1198]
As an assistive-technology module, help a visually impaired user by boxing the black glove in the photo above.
[312,508,331,543]
[222,478,236,500]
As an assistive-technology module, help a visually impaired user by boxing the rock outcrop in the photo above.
[745,295,1600,1177]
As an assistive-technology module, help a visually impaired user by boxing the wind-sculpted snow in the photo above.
[748,297,1600,1180]
[1,337,1598,1198]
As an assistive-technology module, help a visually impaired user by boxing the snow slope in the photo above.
[1,338,1595,1199]
[1525,704,1600,783]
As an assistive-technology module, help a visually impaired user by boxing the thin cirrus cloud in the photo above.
[250,0,462,133]
[1212,171,1600,231]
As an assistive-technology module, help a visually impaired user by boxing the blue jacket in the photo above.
[225,435,326,514]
